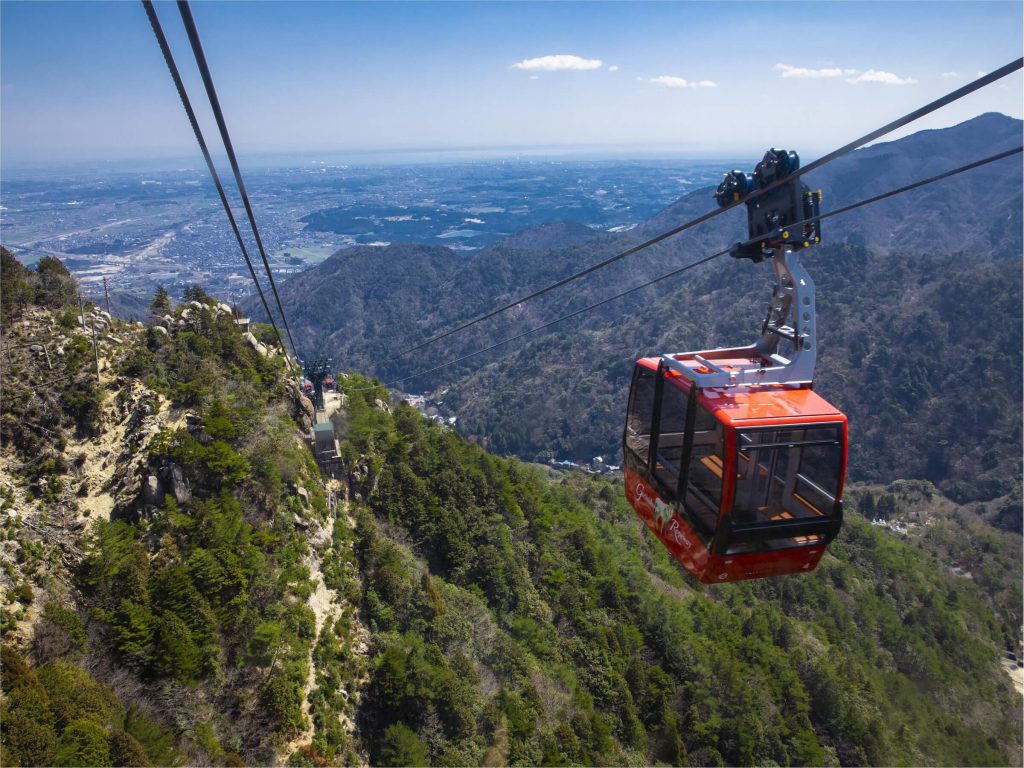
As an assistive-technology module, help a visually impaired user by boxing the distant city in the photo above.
[1,158,728,305]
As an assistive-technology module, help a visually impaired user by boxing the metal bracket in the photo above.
[661,246,816,388]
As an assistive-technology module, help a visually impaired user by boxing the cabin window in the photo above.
[682,407,724,535]
[732,425,843,529]
[653,378,688,489]
[625,367,657,464]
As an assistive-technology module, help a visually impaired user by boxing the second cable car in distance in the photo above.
[623,149,847,583]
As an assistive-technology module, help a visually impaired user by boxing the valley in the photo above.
[0,158,724,313]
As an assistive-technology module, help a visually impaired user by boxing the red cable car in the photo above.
[623,149,847,583]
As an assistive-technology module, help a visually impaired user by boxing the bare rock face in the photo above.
[299,395,315,421]
[373,399,392,414]
[297,396,316,431]
[242,332,269,357]
[159,464,192,505]
[143,475,164,506]
[185,413,202,434]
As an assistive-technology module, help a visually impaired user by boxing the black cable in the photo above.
[342,145,1022,393]
[176,0,300,362]
[141,0,291,368]
[815,145,1022,224]
[392,58,1023,361]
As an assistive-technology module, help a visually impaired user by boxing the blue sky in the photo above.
[1,1,1021,166]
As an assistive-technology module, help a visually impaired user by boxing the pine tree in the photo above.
[150,285,171,315]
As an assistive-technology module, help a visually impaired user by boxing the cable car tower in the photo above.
[623,149,847,583]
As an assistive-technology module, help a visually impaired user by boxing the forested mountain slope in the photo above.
[2,254,1021,767]
[257,114,1023,517]
[332,380,1023,767]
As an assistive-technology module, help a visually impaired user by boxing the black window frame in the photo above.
[622,363,724,547]
[720,421,845,554]
[623,364,659,471]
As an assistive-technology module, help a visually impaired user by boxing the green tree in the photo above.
[34,601,88,664]
[182,285,212,304]
[123,707,181,767]
[0,712,56,766]
[262,675,306,736]
[150,285,171,315]
[376,723,429,767]
[36,661,121,729]
[34,256,78,309]
[151,613,204,684]
[109,731,149,767]
[0,247,35,320]
[53,719,112,767]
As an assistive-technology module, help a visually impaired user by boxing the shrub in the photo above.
[124,707,181,767]
[262,675,306,737]
[36,661,122,729]
[64,379,105,438]
[34,601,88,662]
[1,247,35,320]
[14,582,33,606]
[0,711,56,767]
[1,644,34,690]
[109,730,149,767]
[5,679,55,727]
[376,722,429,767]
[53,718,111,767]
[34,256,78,310]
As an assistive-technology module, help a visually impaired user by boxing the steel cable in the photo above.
[141,0,292,367]
[177,0,300,362]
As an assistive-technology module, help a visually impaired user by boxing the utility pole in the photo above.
[102,276,111,315]
[79,293,100,383]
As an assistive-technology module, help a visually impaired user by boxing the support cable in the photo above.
[391,58,1023,361]
[176,0,300,361]
[343,145,1022,393]
[141,0,292,368]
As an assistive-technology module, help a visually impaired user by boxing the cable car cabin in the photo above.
[623,356,846,583]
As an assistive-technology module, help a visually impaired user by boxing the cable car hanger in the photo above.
[664,149,821,390]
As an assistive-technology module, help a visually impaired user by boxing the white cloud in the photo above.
[977,70,987,77]
[529,75,539,80]
[776,62,916,85]
[774,63,845,79]
[649,75,717,89]
[941,71,959,78]
[511,54,603,72]
[607,64,619,72]
[848,69,917,85]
